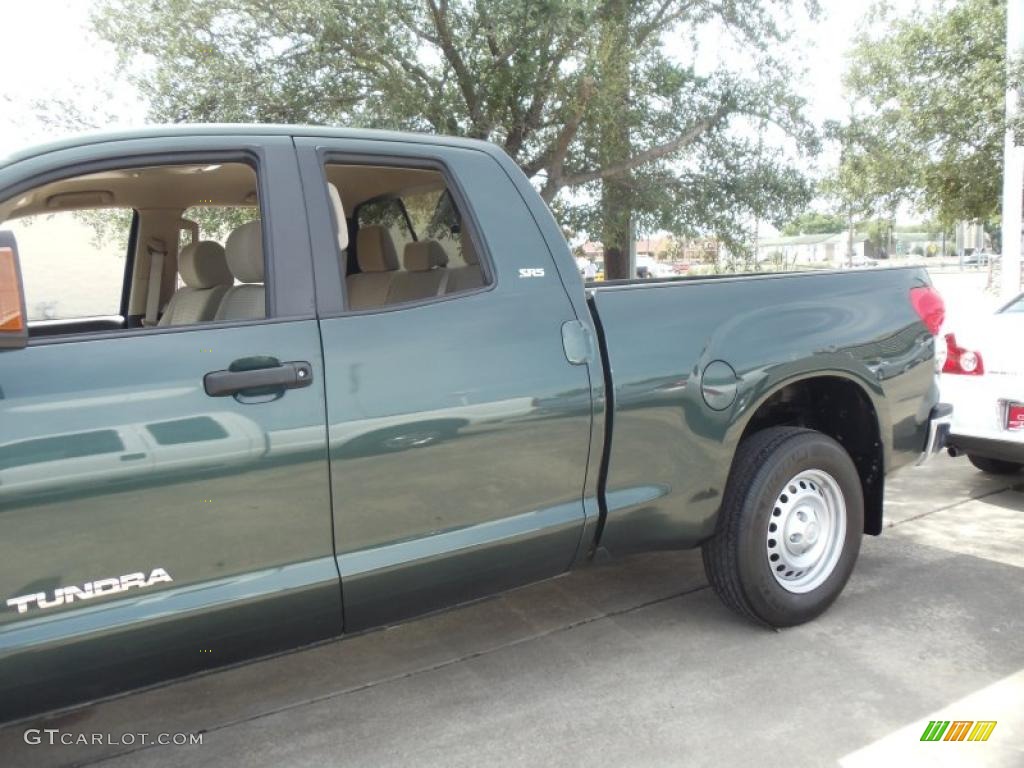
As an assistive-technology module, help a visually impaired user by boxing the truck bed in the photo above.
[588,266,939,555]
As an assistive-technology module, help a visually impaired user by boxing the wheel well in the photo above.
[740,377,884,534]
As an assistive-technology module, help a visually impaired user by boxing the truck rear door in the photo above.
[0,135,340,720]
[295,137,594,630]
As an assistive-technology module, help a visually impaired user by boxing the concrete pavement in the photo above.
[2,453,1022,767]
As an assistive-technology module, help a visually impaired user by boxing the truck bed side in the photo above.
[589,267,939,555]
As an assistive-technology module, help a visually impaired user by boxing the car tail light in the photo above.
[942,333,984,375]
[1008,403,1024,431]
[909,286,945,336]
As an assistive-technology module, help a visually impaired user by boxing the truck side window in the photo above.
[325,163,489,311]
[356,198,415,258]
[0,161,268,337]
[4,209,132,322]
[178,205,261,288]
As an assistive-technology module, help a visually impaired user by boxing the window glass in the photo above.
[0,161,265,333]
[357,198,414,256]
[177,206,260,290]
[402,189,464,265]
[327,162,488,311]
[181,206,260,243]
[4,209,131,320]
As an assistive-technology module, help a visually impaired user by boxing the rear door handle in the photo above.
[204,360,313,397]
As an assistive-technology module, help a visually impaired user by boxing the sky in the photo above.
[0,0,144,152]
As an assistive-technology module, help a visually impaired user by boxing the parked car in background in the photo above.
[962,251,997,268]
[635,255,674,279]
[845,253,878,269]
[941,292,1024,474]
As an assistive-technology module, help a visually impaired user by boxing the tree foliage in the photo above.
[93,0,818,259]
[781,211,846,235]
[834,0,1008,227]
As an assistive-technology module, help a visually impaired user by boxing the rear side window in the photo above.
[327,162,490,311]
[356,198,414,257]
[403,189,462,265]
[181,206,260,244]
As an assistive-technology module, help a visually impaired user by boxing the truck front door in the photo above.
[0,136,339,720]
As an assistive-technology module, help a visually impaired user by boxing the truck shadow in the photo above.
[0,549,709,767]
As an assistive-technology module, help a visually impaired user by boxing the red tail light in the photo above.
[909,286,945,335]
[942,333,984,375]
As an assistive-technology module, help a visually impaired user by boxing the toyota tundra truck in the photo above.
[0,126,949,721]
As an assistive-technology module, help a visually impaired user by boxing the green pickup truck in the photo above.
[0,126,949,722]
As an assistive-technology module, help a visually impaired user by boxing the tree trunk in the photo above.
[601,173,631,280]
[598,0,632,281]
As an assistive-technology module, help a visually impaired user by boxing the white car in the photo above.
[940,292,1024,475]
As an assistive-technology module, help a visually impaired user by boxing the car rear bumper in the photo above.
[948,434,1024,464]
[940,372,1024,443]
[917,403,953,465]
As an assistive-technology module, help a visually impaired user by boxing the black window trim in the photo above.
[121,209,140,322]
[311,150,497,319]
[0,149,283,346]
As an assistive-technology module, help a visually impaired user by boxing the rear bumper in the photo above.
[948,434,1024,464]
[917,403,953,466]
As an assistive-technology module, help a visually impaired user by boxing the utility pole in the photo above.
[1002,0,1024,299]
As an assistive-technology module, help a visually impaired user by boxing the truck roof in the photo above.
[1,124,500,167]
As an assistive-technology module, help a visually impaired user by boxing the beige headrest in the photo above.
[179,240,232,289]
[356,226,399,273]
[225,220,264,284]
[404,240,449,272]
[327,183,349,253]
[460,229,478,265]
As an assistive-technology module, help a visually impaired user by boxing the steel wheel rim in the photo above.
[765,469,846,593]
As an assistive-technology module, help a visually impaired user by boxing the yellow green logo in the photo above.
[920,720,997,742]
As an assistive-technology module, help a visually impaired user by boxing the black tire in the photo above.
[702,427,865,628]
[967,454,1023,475]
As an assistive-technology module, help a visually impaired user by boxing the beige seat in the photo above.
[445,230,484,294]
[158,241,233,326]
[387,240,449,304]
[347,226,399,310]
[327,183,349,258]
[214,220,265,321]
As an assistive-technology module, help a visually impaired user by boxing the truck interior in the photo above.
[324,163,487,310]
[0,159,489,338]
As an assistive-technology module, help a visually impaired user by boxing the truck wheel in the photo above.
[967,454,1022,475]
[702,427,864,628]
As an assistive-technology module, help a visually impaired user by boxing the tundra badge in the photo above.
[5,568,174,614]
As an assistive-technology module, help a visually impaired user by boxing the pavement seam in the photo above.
[884,482,1019,529]
[72,583,711,767]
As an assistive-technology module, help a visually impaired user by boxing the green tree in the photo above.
[94,0,818,274]
[835,0,1009,228]
[781,211,847,235]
